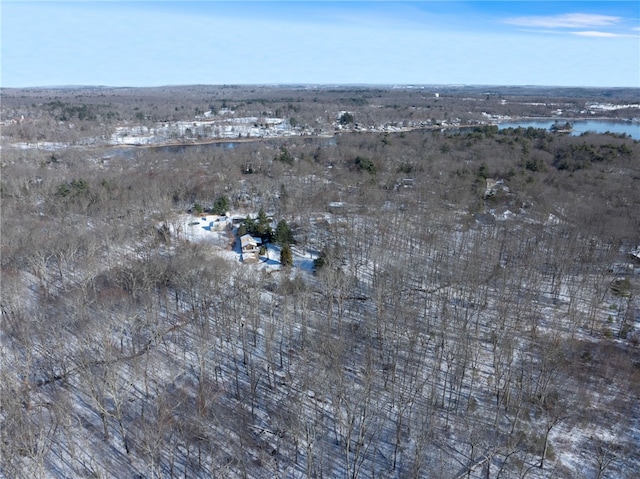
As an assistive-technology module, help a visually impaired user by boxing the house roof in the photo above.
[240,234,261,248]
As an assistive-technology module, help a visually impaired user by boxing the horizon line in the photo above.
[3,83,640,90]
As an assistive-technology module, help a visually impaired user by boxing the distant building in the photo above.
[485,178,508,198]
[395,178,415,190]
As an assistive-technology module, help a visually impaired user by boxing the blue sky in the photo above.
[2,1,639,87]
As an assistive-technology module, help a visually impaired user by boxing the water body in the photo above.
[497,119,640,140]
[159,141,240,154]
[107,121,637,160]
[107,140,261,159]
[109,135,338,158]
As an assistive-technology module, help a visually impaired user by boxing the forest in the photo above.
[1,85,639,478]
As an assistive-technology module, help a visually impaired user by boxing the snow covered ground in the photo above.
[3,209,638,479]
[111,117,300,146]
[167,213,317,274]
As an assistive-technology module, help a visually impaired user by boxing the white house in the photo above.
[240,234,261,263]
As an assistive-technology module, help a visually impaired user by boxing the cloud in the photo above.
[505,13,621,29]
[571,31,622,38]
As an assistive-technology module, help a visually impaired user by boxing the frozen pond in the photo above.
[497,119,640,139]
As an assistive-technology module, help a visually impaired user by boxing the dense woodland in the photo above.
[1,86,639,478]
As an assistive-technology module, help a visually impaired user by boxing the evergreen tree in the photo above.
[192,203,204,215]
[280,243,293,267]
[313,252,326,271]
[212,195,229,215]
[274,219,294,246]
[242,215,255,236]
[275,146,294,165]
[339,112,354,125]
[255,208,272,242]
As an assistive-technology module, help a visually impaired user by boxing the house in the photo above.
[240,234,261,263]
[327,201,346,213]
[485,178,508,198]
[394,178,415,190]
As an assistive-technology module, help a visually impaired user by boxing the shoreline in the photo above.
[3,116,638,152]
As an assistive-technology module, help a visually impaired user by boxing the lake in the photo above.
[496,119,640,140]
[107,120,637,160]
[109,135,338,158]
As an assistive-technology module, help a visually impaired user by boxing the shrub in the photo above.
[56,183,72,197]
[354,156,377,175]
[157,224,171,245]
[620,323,633,339]
[477,163,489,179]
[397,163,413,174]
[275,146,294,165]
[57,178,90,198]
[525,158,547,172]
[192,203,204,215]
[611,278,631,297]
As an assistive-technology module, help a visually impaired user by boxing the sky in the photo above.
[2,1,639,88]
